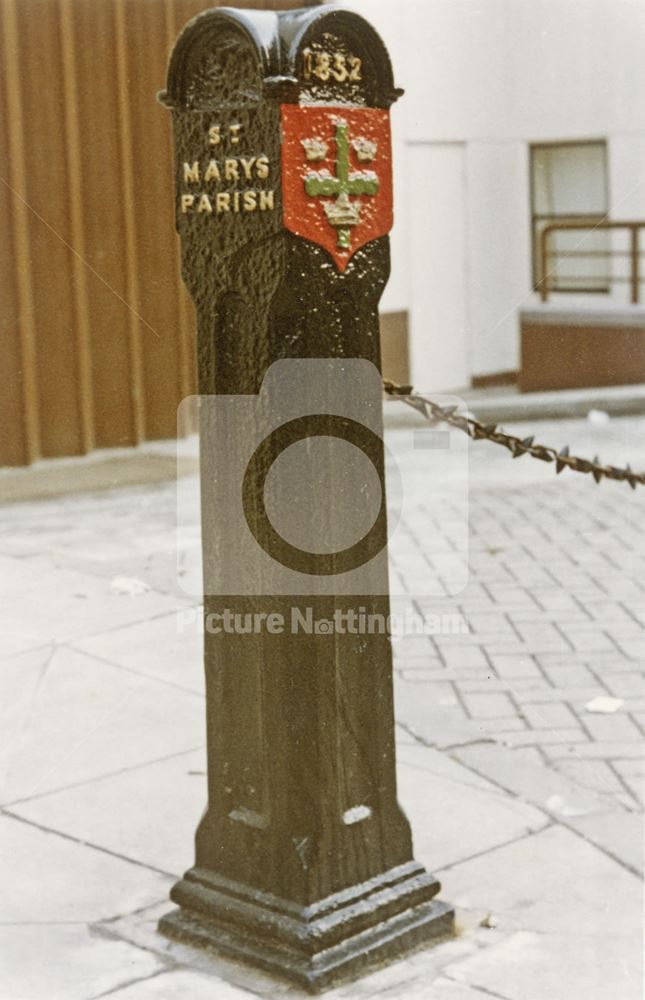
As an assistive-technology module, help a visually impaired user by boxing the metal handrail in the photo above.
[539,219,645,304]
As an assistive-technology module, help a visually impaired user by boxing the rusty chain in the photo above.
[382,379,645,490]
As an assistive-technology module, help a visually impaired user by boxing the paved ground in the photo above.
[0,409,643,999]
[389,408,645,816]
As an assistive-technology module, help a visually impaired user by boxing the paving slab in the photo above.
[397,747,548,873]
[13,749,207,876]
[454,742,620,817]
[72,609,204,695]
[367,976,498,1000]
[0,645,53,793]
[0,925,164,1000]
[0,476,201,598]
[453,743,643,875]
[0,646,204,805]
[0,813,170,922]
[563,809,644,877]
[0,486,176,562]
[395,741,501,794]
[392,681,488,749]
[440,824,642,940]
[0,554,191,653]
[443,929,642,1000]
[103,968,274,1000]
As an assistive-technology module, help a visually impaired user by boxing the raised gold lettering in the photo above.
[208,125,221,146]
[256,156,269,180]
[183,161,200,183]
[301,48,362,85]
[216,192,231,213]
[203,160,221,182]
[239,157,255,180]
[181,194,195,213]
[331,52,348,83]
[224,159,239,181]
[259,190,274,211]
[197,194,213,214]
[243,190,257,212]
[302,47,313,81]
[316,51,331,81]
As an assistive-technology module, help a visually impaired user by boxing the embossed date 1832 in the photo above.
[302,47,362,84]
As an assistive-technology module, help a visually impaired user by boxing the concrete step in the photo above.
[385,382,645,426]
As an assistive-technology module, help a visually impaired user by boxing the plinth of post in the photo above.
[158,6,454,992]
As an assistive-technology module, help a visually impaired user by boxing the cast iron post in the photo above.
[159,6,453,991]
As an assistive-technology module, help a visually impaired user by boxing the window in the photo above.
[531,141,608,293]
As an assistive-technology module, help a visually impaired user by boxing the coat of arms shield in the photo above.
[281,105,393,272]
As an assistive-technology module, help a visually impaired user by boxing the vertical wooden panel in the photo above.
[1,0,42,464]
[114,0,146,444]
[14,0,84,458]
[123,0,184,441]
[0,0,320,467]
[0,4,30,466]
[59,0,95,453]
[70,0,135,449]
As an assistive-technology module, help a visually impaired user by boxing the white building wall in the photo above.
[407,143,469,392]
[335,0,645,389]
[465,142,530,378]
[609,135,645,218]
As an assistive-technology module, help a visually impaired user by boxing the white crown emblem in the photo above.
[351,137,377,162]
[323,190,362,229]
[301,137,328,161]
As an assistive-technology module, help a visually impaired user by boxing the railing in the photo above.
[539,220,645,304]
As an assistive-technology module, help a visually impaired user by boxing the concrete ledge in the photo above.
[466,382,645,424]
[522,304,645,329]
[0,443,198,504]
[384,382,645,427]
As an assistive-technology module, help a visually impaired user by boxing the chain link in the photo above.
[383,379,645,490]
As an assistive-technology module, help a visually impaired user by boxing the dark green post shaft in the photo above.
[159,7,453,991]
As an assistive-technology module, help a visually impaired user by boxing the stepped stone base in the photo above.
[158,861,455,993]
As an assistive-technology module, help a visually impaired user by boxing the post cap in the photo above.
[159,6,402,111]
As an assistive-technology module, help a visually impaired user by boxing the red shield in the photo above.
[281,105,393,272]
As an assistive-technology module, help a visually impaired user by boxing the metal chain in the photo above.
[382,379,645,490]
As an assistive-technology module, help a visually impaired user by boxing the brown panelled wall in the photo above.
[0,0,317,466]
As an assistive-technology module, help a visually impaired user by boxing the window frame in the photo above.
[529,139,610,294]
